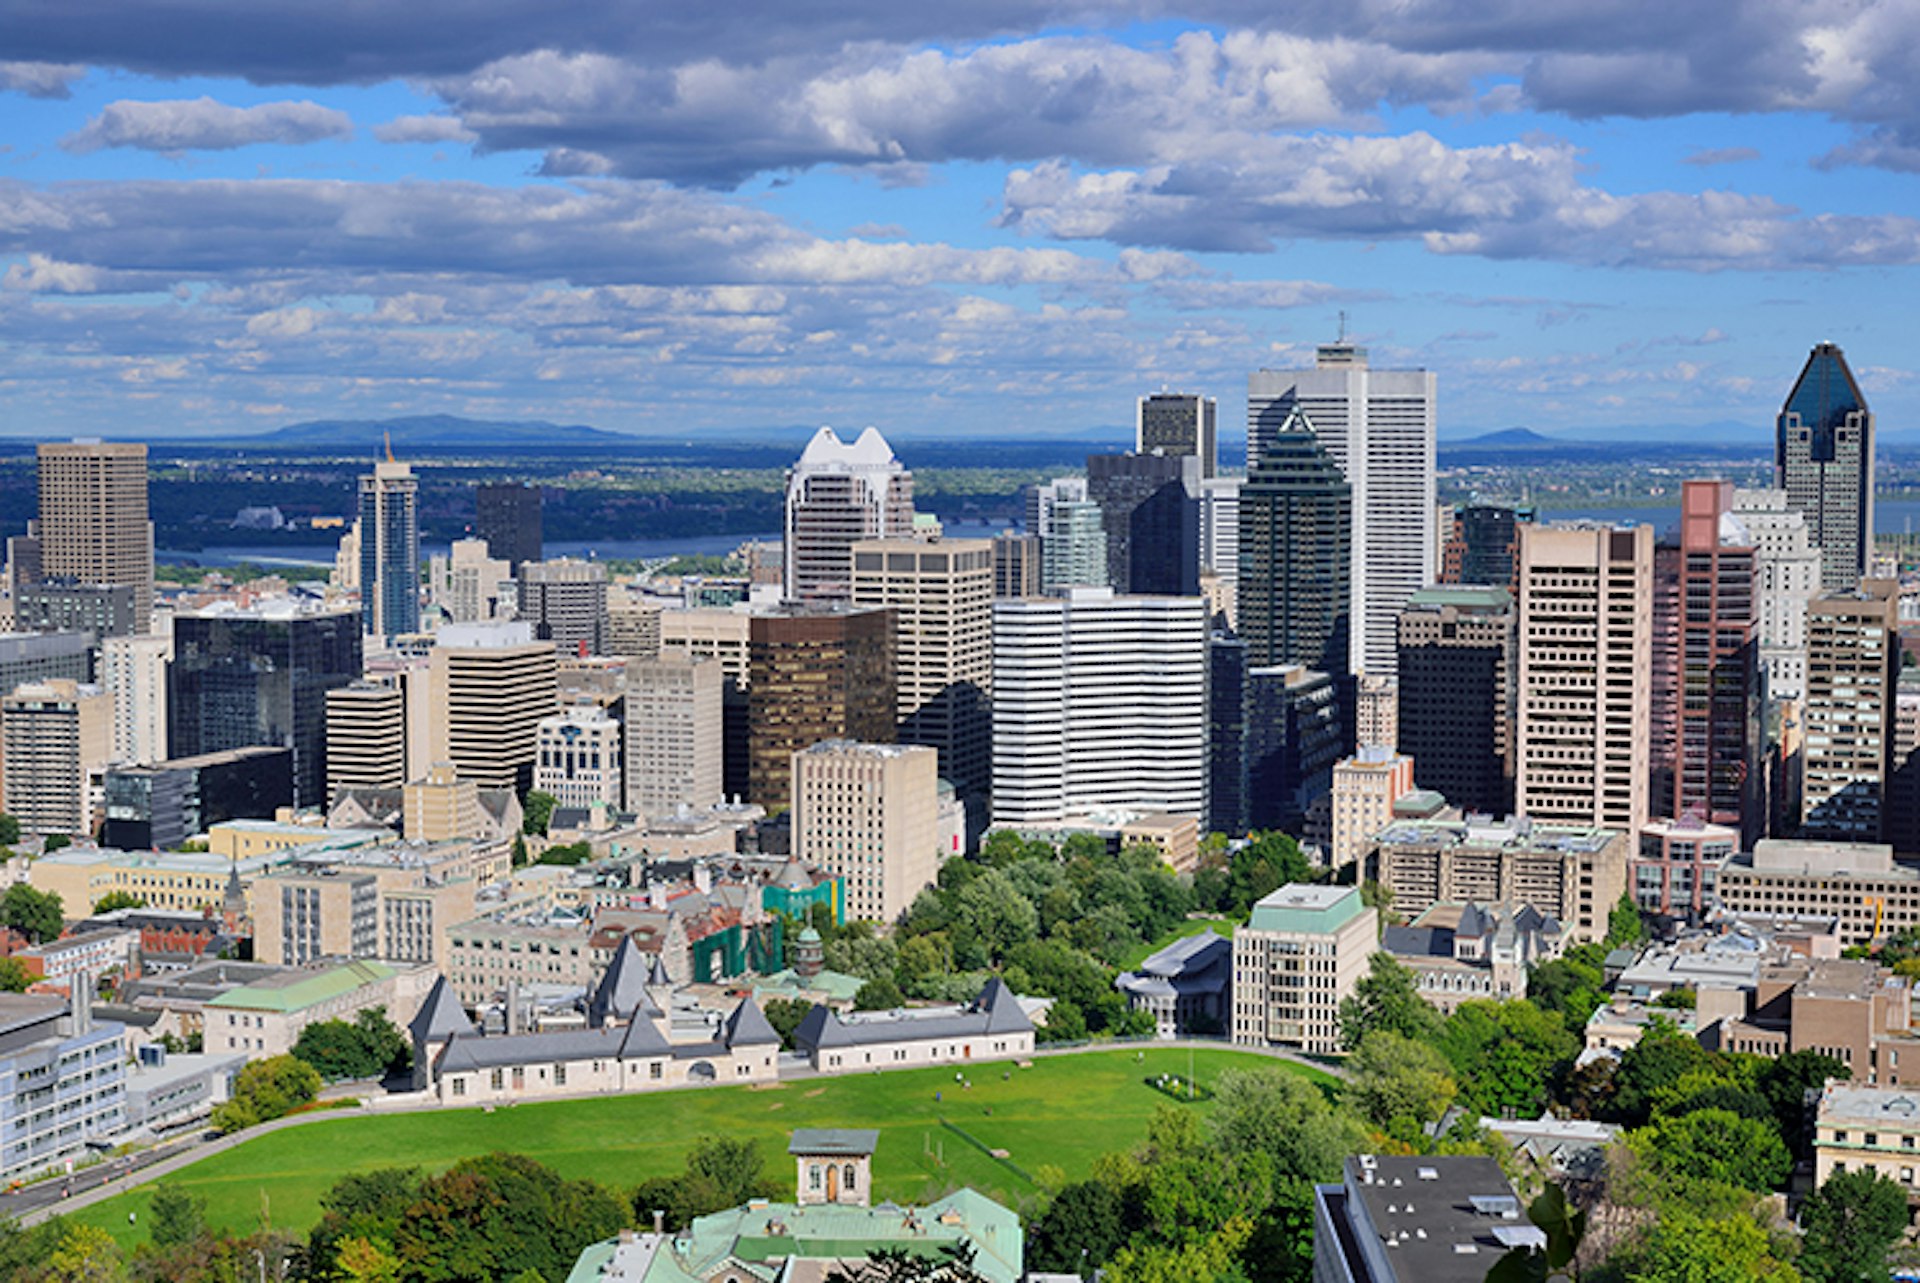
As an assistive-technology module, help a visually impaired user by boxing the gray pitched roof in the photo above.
[589,937,651,1027]
[794,979,1033,1054]
[646,953,671,987]
[409,976,475,1044]
[723,996,781,1047]
[789,1128,879,1156]
[437,1026,626,1073]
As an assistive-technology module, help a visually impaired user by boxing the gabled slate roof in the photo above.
[409,975,475,1043]
[589,936,652,1027]
[723,996,781,1048]
[793,980,1034,1055]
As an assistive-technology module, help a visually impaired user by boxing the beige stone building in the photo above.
[624,654,723,819]
[36,440,154,633]
[1814,1083,1920,1192]
[205,958,434,1058]
[850,537,993,800]
[534,704,624,809]
[1231,884,1376,1055]
[1802,581,1900,842]
[792,741,939,923]
[1713,839,1920,949]
[1329,748,1416,871]
[605,586,664,660]
[426,622,558,793]
[252,841,477,967]
[1515,523,1653,834]
[1370,815,1627,944]
[404,762,484,843]
[1,680,112,837]
[659,607,752,688]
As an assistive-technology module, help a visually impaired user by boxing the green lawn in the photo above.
[1115,917,1236,971]
[72,1048,1329,1249]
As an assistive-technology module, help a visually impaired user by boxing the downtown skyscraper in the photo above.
[359,457,421,642]
[1236,411,1351,674]
[1248,338,1435,680]
[1135,392,1218,479]
[1777,342,1873,590]
[783,427,915,603]
[35,440,155,634]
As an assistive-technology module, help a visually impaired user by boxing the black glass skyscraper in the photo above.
[476,481,544,572]
[168,606,362,808]
[1085,452,1201,596]
[1237,414,1351,673]
[1778,343,1872,589]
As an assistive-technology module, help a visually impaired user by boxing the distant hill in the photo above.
[1444,427,1559,449]
[254,414,635,449]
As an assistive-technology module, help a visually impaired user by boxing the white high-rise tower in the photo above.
[1248,340,1435,679]
[783,427,915,603]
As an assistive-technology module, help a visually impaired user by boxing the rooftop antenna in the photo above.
[1337,310,1349,343]
[384,430,395,464]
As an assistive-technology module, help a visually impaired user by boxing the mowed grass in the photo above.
[71,1048,1330,1249]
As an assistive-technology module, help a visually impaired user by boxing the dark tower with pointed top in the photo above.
[1778,343,1873,589]
[1237,411,1352,673]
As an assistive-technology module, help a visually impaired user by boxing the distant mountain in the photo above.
[253,414,635,449]
[1444,427,1559,448]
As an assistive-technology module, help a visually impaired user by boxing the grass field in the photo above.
[1115,917,1236,971]
[71,1047,1332,1249]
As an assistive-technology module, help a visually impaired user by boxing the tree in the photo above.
[1606,891,1645,948]
[1028,1181,1131,1274]
[1436,1000,1575,1117]
[632,1136,781,1230]
[1338,953,1443,1050]
[522,790,558,836]
[1758,1050,1850,1157]
[1624,1210,1800,1282]
[45,1224,123,1283]
[853,976,906,1011]
[291,1007,411,1081]
[1345,1031,1457,1137]
[1,882,64,943]
[212,1053,321,1133]
[0,813,19,845]
[147,1183,208,1250]
[1798,1168,1910,1283]
[1209,1068,1366,1186]
[1486,1183,1585,1283]
[1609,1020,1718,1126]
[92,890,147,913]
[1637,1108,1792,1194]
[42,834,71,854]
[762,997,812,1049]
[392,1151,627,1283]
[0,958,31,994]
[945,870,1038,968]
[332,1236,405,1283]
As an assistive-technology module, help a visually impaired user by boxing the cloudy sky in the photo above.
[4,1,1919,442]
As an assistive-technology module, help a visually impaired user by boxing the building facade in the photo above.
[1232,884,1376,1054]
[534,704,624,809]
[1086,452,1202,597]
[746,609,896,811]
[36,440,154,634]
[1778,342,1873,590]
[1248,341,1436,679]
[1515,524,1653,834]
[850,538,993,800]
[990,590,1208,825]
[1136,392,1218,478]
[101,632,171,766]
[358,458,421,642]
[624,654,723,820]
[475,481,543,572]
[792,741,940,923]
[1237,412,1352,674]
[425,622,559,794]
[1801,581,1900,842]
[517,558,608,656]
[1,680,111,837]
[169,603,363,808]
[783,427,915,604]
[1370,816,1628,944]
[1731,487,1824,701]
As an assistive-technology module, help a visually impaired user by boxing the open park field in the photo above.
[71,1047,1333,1248]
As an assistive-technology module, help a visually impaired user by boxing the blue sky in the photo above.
[4,2,1920,442]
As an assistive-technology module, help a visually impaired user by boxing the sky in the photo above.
[4,2,1920,443]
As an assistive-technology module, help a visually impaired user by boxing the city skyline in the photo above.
[3,6,1920,441]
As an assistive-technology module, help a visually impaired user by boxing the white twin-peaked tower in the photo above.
[783,426,916,604]
[1248,339,1437,681]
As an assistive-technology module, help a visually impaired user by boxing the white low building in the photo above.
[791,979,1036,1072]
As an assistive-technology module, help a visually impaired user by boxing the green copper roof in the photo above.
[1246,884,1365,935]
[1405,584,1512,609]
[205,959,397,1013]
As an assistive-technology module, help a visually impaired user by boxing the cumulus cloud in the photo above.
[0,61,85,97]
[996,132,1920,270]
[371,114,476,144]
[62,97,353,153]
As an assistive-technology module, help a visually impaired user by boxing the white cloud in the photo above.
[0,61,85,98]
[371,114,477,145]
[62,97,353,154]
